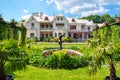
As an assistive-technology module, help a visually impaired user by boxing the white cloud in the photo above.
[81,6,109,17]
[22,15,31,20]
[46,0,119,17]
[23,9,29,13]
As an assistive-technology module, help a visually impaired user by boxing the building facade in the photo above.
[23,12,95,41]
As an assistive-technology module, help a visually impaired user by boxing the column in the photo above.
[82,33,85,41]
[86,33,89,39]
[71,33,74,38]
[36,29,40,41]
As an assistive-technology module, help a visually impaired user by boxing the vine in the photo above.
[20,27,27,46]
[93,24,120,45]
[0,17,9,40]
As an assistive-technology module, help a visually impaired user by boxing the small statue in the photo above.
[59,34,63,50]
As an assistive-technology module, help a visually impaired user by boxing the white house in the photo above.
[23,12,95,41]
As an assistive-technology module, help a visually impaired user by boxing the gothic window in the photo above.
[31,23,35,29]
[44,16,49,20]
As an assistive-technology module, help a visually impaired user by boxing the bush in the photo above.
[45,55,59,69]
[62,37,74,42]
[43,37,54,42]
[29,49,88,69]
[26,37,37,43]
[58,54,88,69]
[53,37,59,42]
[68,46,80,50]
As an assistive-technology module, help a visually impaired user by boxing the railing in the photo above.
[69,30,90,33]
[40,28,53,30]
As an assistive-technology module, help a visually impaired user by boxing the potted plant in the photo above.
[0,39,28,80]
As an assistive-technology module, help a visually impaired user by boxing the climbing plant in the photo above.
[0,15,9,40]
[19,27,27,46]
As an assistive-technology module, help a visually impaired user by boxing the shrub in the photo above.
[53,37,59,42]
[43,37,54,42]
[26,37,37,43]
[62,37,74,42]
[29,49,88,69]
[45,55,59,69]
[68,46,79,50]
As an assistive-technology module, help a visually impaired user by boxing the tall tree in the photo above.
[101,14,115,23]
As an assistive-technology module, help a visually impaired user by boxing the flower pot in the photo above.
[6,74,14,80]
[104,76,120,80]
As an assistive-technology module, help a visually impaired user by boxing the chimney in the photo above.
[40,12,43,19]
[32,12,39,17]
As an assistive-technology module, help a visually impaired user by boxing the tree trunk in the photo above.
[0,60,6,80]
[109,62,116,80]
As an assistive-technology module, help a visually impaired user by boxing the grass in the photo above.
[13,42,120,80]
[14,65,120,80]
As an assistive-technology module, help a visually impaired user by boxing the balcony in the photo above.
[69,29,90,33]
[40,28,53,31]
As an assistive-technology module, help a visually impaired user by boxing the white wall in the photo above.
[26,17,40,40]
[53,16,69,37]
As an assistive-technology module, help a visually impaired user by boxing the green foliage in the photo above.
[68,46,79,50]
[26,37,37,43]
[0,39,28,74]
[0,15,9,40]
[43,37,54,42]
[53,37,59,42]
[88,23,120,79]
[62,37,74,42]
[80,14,115,23]
[29,49,88,69]
[20,27,27,46]
[41,37,74,42]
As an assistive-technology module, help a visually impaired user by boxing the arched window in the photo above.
[72,18,75,22]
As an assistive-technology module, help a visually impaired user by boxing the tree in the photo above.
[0,15,9,40]
[80,14,115,23]
[101,14,115,23]
[81,15,102,23]
[88,22,120,80]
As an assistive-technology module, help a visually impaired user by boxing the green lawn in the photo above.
[13,42,120,80]
[14,65,120,80]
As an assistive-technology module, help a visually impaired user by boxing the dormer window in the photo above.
[44,16,49,20]
[72,18,75,22]
[32,17,34,20]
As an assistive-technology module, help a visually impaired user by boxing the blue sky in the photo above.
[0,0,120,21]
